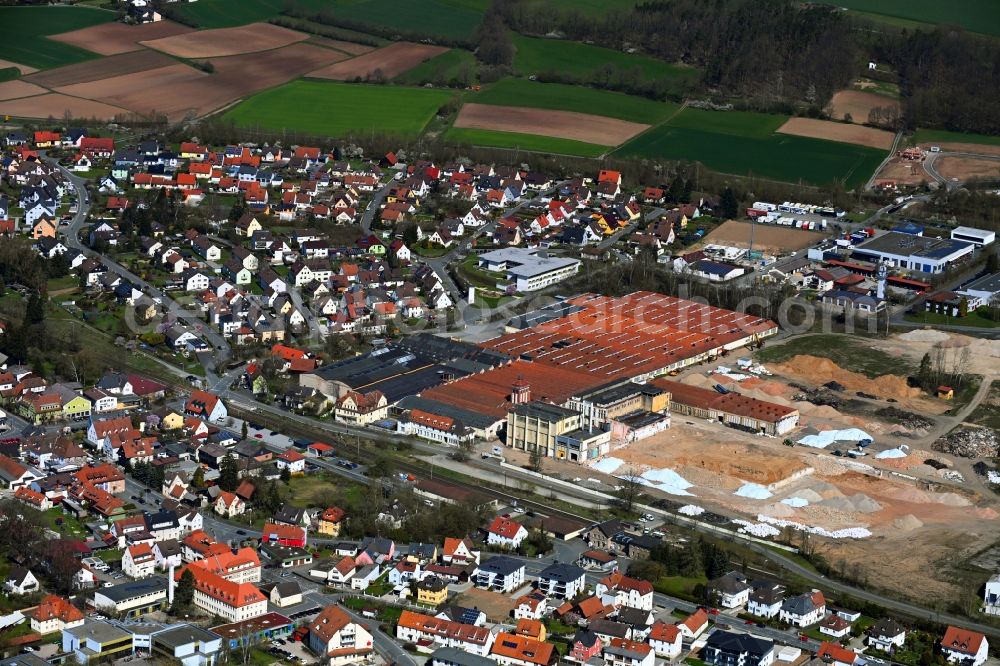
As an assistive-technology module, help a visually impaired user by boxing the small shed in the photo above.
[937,386,954,400]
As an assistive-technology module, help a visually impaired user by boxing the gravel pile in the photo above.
[933,427,1000,458]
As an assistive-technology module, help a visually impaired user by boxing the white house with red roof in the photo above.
[123,543,156,579]
[648,621,682,659]
[486,516,528,549]
[276,449,306,475]
[595,572,654,611]
[308,605,374,666]
[184,389,227,423]
[187,566,267,622]
[941,626,989,666]
[442,537,479,565]
[676,608,709,639]
[214,490,246,518]
[817,642,859,666]
[29,594,84,635]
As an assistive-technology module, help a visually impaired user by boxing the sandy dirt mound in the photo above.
[778,117,895,150]
[141,22,307,58]
[308,42,448,80]
[453,103,649,146]
[50,20,193,56]
[827,89,899,124]
[891,514,924,530]
[935,156,1000,181]
[0,94,126,120]
[771,355,920,401]
[0,81,48,101]
[25,50,175,88]
[701,220,827,253]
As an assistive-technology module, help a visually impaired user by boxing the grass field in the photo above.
[322,0,484,41]
[823,0,1000,37]
[224,81,454,138]
[512,34,700,89]
[0,6,113,69]
[912,128,1000,147]
[470,78,679,124]
[445,127,608,157]
[394,49,476,85]
[519,0,638,15]
[615,108,885,187]
[172,0,331,28]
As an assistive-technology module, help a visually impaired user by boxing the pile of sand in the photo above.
[760,502,797,518]
[818,493,882,513]
[900,330,950,343]
[771,355,921,401]
[794,488,825,503]
[937,492,972,507]
[892,514,924,530]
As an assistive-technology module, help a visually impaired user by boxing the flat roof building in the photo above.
[951,226,995,247]
[477,247,581,292]
[92,578,168,618]
[63,621,134,664]
[852,231,975,274]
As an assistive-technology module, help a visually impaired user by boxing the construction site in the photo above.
[561,328,1000,604]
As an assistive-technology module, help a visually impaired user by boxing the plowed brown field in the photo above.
[307,42,447,80]
[777,117,894,150]
[140,22,307,58]
[24,50,175,88]
[0,81,48,101]
[828,90,899,124]
[50,20,193,56]
[0,94,126,120]
[453,103,649,146]
[53,42,348,120]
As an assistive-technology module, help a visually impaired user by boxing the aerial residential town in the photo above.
[2,0,1000,665]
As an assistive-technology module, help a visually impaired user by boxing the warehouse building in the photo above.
[851,231,974,274]
[652,379,799,436]
[951,226,995,247]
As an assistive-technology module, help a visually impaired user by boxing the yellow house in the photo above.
[157,409,185,430]
[317,507,345,537]
[61,394,93,421]
[416,577,448,606]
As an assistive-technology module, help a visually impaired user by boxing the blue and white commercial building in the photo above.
[951,226,995,247]
[851,231,975,274]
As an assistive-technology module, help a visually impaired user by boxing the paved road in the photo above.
[47,156,233,377]
[359,179,395,237]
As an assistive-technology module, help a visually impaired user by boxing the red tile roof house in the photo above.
[940,626,989,666]
[184,389,227,423]
[486,516,528,549]
[817,642,859,666]
[648,621,682,658]
[261,523,307,548]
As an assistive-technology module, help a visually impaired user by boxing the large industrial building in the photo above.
[851,231,975,274]
[652,379,799,436]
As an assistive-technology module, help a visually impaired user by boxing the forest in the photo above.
[491,0,1000,135]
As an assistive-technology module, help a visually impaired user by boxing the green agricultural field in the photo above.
[395,49,477,85]
[224,81,454,138]
[470,78,679,124]
[912,128,1000,147]
[321,0,485,41]
[0,6,114,69]
[512,34,700,90]
[445,127,607,157]
[519,0,639,16]
[172,0,331,28]
[615,108,885,187]
[824,0,1000,37]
